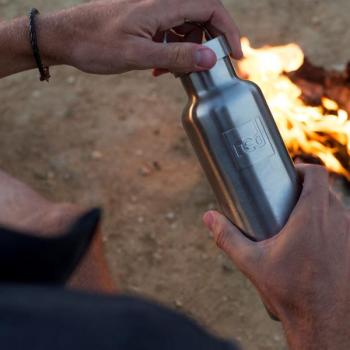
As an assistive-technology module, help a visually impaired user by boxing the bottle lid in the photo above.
[203,36,231,60]
[174,35,232,78]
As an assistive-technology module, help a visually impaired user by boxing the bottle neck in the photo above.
[180,57,239,97]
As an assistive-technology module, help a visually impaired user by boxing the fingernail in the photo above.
[195,48,216,68]
[203,211,214,230]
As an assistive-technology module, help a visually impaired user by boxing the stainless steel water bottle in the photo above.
[180,34,301,241]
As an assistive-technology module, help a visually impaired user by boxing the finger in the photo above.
[296,164,329,199]
[203,211,259,271]
[144,41,217,73]
[280,164,330,235]
[207,14,243,59]
[158,0,243,59]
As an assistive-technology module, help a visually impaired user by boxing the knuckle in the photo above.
[315,164,329,177]
[311,165,329,186]
[171,46,187,67]
[122,42,139,68]
[215,227,228,249]
[141,0,157,12]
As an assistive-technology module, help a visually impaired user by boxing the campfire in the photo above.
[237,38,350,181]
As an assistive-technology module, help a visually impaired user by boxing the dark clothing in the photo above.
[0,210,239,350]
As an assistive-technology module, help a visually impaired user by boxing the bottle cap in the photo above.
[203,36,231,61]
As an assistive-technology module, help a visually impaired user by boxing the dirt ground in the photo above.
[1,1,350,349]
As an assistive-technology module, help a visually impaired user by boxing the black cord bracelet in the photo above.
[28,8,51,82]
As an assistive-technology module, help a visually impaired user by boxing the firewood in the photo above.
[286,58,350,114]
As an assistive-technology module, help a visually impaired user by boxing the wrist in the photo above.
[281,307,350,350]
[0,12,68,79]
[37,8,92,70]
[35,11,69,67]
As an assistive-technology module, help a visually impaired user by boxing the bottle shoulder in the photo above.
[183,78,263,118]
[188,78,261,102]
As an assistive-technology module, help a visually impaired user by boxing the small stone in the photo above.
[130,285,141,293]
[175,300,183,308]
[273,334,282,342]
[137,216,145,224]
[222,261,234,273]
[206,231,213,239]
[152,252,162,262]
[47,171,55,180]
[311,16,320,25]
[200,253,208,260]
[222,296,229,302]
[33,170,46,181]
[149,232,157,240]
[165,212,176,222]
[153,161,161,171]
[91,151,103,160]
[170,222,178,230]
[66,76,76,84]
[131,195,138,203]
[140,165,152,176]
[135,149,143,156]
[126,204,135,212]
[63,172,72,180]
[32,90,41,98]
[207,202,216,210]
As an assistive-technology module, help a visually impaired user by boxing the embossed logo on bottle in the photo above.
[223,119,274,169]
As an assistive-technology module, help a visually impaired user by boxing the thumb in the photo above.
[203,211,259,273]
[150,42,217,73]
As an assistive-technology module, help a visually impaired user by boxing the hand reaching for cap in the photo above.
[54,0,243,75]
[0,0,243,79]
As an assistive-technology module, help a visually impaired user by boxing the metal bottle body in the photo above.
[181,41,300,241]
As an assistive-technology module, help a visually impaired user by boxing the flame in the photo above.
[237,38,350,180]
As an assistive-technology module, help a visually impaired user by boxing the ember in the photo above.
[237,38,350,181]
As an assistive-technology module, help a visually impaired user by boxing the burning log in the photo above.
[285,59,350,177]
[237,38,350,182]
[287,59,350,114]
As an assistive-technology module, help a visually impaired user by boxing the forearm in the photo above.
[0,13,68,79]
[0,17,33,78]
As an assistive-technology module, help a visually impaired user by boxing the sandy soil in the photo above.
[1,1,350,349]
